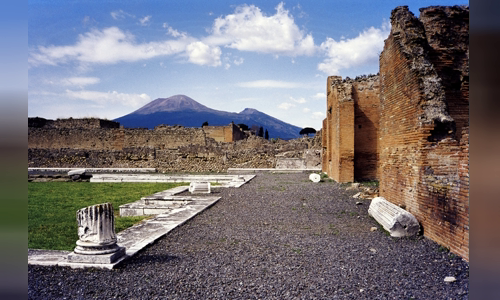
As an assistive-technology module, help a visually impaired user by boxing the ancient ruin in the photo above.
[368,197,420,237]
[67,203,126,264]
[321,5,469,260]
[28,117,322,173]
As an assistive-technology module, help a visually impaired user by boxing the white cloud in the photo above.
[29,27,193,66]
[278,102,296,110]
[318,21,390,74]
[165,26,186,38]
[225,63,231,70]
[110,10,135,20]
[186,41,222,66]
[65,89,151,107]
[303,107,311,113]
[312,111,325,119]
[233,57,244,65]
[237,80,307,89]
[60,77,100,87]
[290,96,306,104]
[313,92,326,99]
[205,2,316,56]
[139,15,152,26]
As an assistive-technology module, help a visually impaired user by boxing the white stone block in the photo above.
[189,182,211,194]
[309,173,321,183]
[68,168,86,176]
[368,197,420,237]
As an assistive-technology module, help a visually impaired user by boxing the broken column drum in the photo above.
[368,197,420,237]
[74,203,123,255]
[189,182,211,194]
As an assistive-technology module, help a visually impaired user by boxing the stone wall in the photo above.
[29,135,322,173]
[28,117,120,129]
[29,117,322,173]
[378,5,468,260]
[28,125,207,151]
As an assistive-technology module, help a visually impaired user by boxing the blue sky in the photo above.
[28,0,468,130]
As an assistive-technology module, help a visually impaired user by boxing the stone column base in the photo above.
[67,246,126,264]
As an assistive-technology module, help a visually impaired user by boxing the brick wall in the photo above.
[379,5,469,260]
[353,76,380,180]
[322,75,380,182]
[322,118,328,173]
[324,76,354,182]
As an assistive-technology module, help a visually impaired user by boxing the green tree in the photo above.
[202,121,209,127]
[299,127,316,136]
[238,123,249,131]
[258,126,264,137]
[265,129,269,140]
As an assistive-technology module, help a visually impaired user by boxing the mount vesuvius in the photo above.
[114,95,302,139]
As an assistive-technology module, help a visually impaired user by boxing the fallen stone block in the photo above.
[189,182,211,194]
[368,197,420,237]
[309,173,321,183]
[68,168,86,176]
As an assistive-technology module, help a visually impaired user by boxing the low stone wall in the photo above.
[28,135,322,173]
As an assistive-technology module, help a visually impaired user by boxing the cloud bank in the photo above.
[30,3,389,74]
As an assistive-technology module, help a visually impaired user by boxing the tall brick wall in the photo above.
[322,75,380,182]
[325,76,354,182]
[352,76,380,180]
[379,6,469,260]
[320,5,469,260]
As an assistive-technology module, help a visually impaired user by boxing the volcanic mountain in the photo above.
[114,95,302,139]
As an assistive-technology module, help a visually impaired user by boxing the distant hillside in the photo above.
[114,95,302,139]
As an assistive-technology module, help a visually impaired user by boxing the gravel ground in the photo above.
[28,173,469,299]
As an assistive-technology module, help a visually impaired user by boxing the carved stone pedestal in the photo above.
[68,203,126,264]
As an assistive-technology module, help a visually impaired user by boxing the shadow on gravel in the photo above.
[120,254,181,268]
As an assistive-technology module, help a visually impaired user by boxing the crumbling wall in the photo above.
[379,5,469,260]
[28,117,120,129]
[28,135,321,173]
[322,75,380,182]
[28,125,207,150]
[29,118,321,172]
[419,6,469,141]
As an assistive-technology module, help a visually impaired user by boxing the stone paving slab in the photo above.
[90,174,255,187]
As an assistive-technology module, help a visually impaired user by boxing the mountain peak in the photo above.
[240,108,260,114]
[115,95,302,139]
[132,94,213,115]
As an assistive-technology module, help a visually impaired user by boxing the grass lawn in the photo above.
[28,182,187,251]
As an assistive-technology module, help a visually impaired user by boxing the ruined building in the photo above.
[29,117,322,173]
[322,6,469,260]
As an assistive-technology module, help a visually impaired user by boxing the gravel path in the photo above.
[28,173,469,299]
